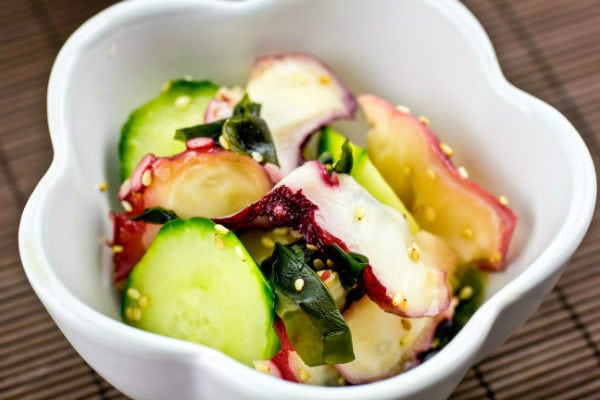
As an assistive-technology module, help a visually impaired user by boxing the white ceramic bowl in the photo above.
[19,0,596,399]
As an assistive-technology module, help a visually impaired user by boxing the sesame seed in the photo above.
[130,307,142,321]
[214,224,229,235]
[337,377,346,386]
[426,168,436,180]
[424,206,436,222]
[112,245,124,253]
[403,165,412,176]
[395,104,411,114]
[419,116,430,125]
[294,278,305,292]
[457,166,469,179]
[98,181,108,192]
[498,195,509,206]
[121,200,133,213]
[306,244,318,251]
[400,333,415,347]
[491,251,503,263]
[408,242,421,262]
[401,319,412,331]
[141,170,153,187]
[161,81,172,92]
[459,286,474,300]
[251,151,264,163]
[392,293,407,308]
[273,227,289,236]
[214,234,225,250]
[313,259,325,270]
[460,227,475,239]
[255,362,271,373]
[319,75,331,85]
[124,307,134,320]
[235,245,246,261]
[127,288,141,300]
[439,142,454,157]
[297,368,311,382]
[218,134,230,150]
[326,259,335,268]
[354,205,365,221]
[260,236,275,249]
[316,270,325,278]
[174,95,191,109]
[138,296,150,308]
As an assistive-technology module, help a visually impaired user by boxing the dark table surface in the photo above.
[1,1,599,399]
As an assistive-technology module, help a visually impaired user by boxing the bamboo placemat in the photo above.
[1,1,599,399]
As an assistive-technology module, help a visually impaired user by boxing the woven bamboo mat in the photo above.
[1,1,599,399]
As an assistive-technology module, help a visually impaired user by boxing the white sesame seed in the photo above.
[112,245,124,253]
[214,224,229,235]
[235,245,246,261]
[98,181,108,192]
[491,251,503,263]
[457,166,469,179]
[218,135,230,150]
[255,362,271,373]
[459,286,474,300]
[403,165,412,176]
[354,205,365,221]
[326,259,335,268]
[214,235,225,250]
[161,81,172,93]
[400,333,415,347]
[127,288,140,300]
[138,296,150,308]
[439,142,454,157]
[313,259,325,270]
[174,95,191,109]
[272,227,289,236]
[130,307,142,321]
[306,244,318,251]
[461,227,475,239]
[395,104,411,114]
[392,293,403,305]
[425,168,436,180]
[294,278,305,292]
[401,319,412,331]
[319,75,331,85]
[408,242,421,262]
[297,368,311,382]
[419,116,430,125]
[141,170,153,187]
[498,195,509,206]
[121,200,133,213]
[424,206,436,222]
[124,307,134,320]
[251,151,264,163]
[260,236,275,249]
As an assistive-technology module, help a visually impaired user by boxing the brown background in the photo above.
[1,1,599,399]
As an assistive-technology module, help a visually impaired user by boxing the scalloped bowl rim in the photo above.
[19,0,596,399]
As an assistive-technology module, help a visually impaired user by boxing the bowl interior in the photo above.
[45,0,570,324]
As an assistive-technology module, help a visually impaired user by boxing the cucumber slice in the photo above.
[317,127,420,233]
[122,217,279,365]
[119,80,219,180]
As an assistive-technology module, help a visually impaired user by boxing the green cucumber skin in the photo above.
[122,217,279,365]
[119,80,219,181]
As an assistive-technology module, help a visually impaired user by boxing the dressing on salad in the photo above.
[109,53,516,386]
